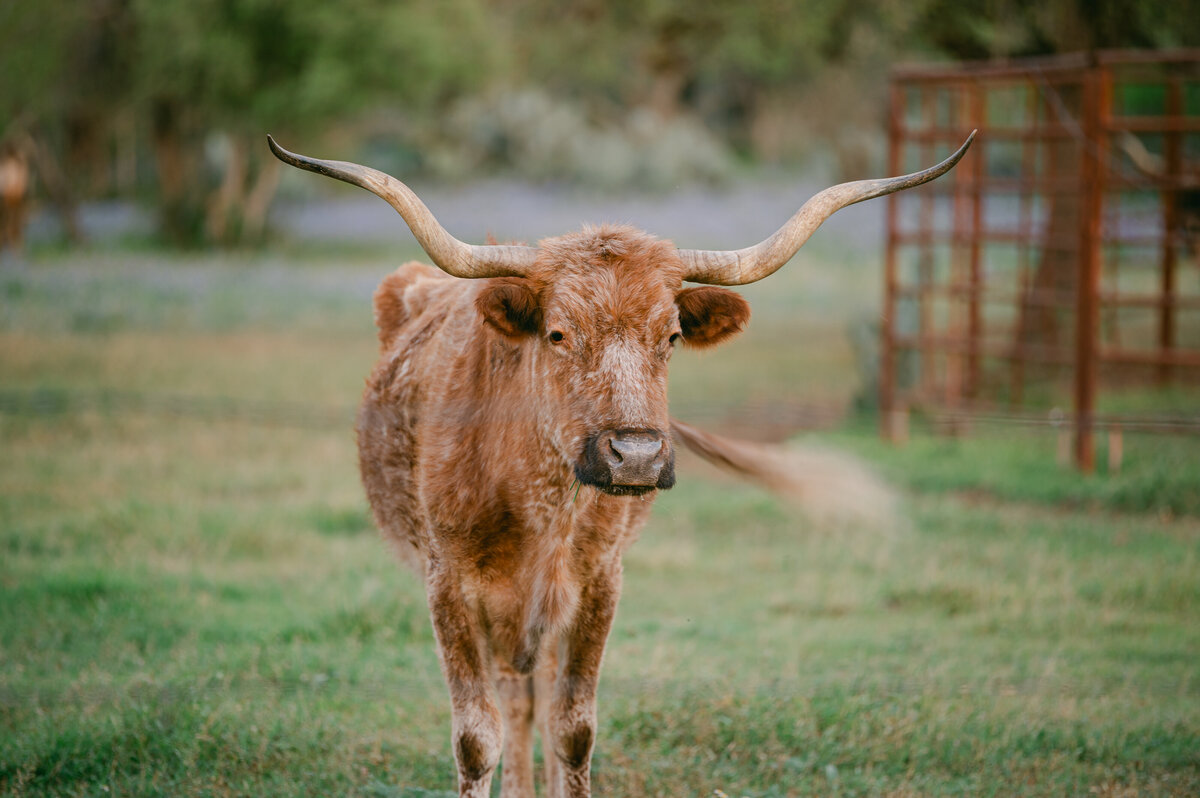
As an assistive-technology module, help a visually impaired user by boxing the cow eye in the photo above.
[548,330,565,344]
[669,332,681,346]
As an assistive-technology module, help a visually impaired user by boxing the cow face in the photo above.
[476,226,750,495]
[271,134,971,496]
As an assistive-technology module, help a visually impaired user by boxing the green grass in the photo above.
[825,418,1200,517]
[2,249,1198,796]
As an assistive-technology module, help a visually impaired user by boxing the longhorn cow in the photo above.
[268,131,974,798]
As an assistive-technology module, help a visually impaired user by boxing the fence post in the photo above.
[966,79,985,400]
[881,80,903,443]
[1159,73,1183,385]
[1073,65,1108,473]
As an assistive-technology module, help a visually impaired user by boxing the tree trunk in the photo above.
[642,16,693,120]
[17,130,85,244]
[113,110,138,195]
[151,99,204,244]
[1018,115,1082,351]
[206,133,248,245]
[66,110,110,198]
[242,152,282,242]
[1015,12,1093,355]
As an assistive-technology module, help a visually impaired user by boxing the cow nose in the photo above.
[600,430,668,486]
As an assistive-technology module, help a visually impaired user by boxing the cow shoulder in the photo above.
[373,262,450,348]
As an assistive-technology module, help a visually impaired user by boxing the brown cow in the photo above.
[268,131,973,798]
[0,142,30,252]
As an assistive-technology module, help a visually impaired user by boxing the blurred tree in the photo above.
[0,0,497,245]
[0,2,82,138]
[0,0,93,242]
[503,0,925,173]
[4,0,1196,247]
[130,0,498,244]
[916,0,1200,58]
[62,0,134,199]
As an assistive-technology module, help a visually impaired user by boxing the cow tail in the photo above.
[669,418,898,525]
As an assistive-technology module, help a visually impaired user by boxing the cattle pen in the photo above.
[879,50,1200,471]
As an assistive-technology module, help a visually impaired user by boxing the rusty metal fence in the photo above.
[881,50,1200,471]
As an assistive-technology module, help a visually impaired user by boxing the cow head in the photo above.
[472,226,750,494]
[266,132,974,495]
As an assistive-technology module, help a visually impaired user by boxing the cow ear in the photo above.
[476,278,542,339]
[675,286,751,349]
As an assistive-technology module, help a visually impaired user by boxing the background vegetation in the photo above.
[3,0,1199,245]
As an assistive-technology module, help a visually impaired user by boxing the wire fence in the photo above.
[0,387,356,430]
[0,387,852,440]
[5,386,1199,459]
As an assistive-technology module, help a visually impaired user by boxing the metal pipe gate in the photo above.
[881,50,1200,471]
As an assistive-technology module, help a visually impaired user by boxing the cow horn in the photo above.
[267,135,538,278]
[677,131,976,285]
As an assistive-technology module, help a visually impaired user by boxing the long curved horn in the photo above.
[267,135,538,278]
[678,131,976,285]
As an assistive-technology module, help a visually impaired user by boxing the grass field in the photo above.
[2,244,1198,797]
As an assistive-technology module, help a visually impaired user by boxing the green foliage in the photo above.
[0,2,93,133]
[130,0,497,137]
[127,0,500,244]
[1,0,501,245]
[827,421,1200,517]
[8,0,1200,245]
[510,0,919,95]
[915,0,1200,58]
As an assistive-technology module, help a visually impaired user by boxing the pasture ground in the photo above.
[1,243,1198,797]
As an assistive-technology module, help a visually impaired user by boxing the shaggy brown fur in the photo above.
[358,225,757,797]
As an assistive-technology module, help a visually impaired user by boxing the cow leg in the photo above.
[494,661,535,798]
[1,198,23,252]
[0,203,10,250]
[426,568,503,798]
[534,643,562,796]
[545,570,622,798]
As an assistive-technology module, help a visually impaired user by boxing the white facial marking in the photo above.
[596,336,653,424]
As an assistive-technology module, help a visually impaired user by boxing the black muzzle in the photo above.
[575,429,675,496]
